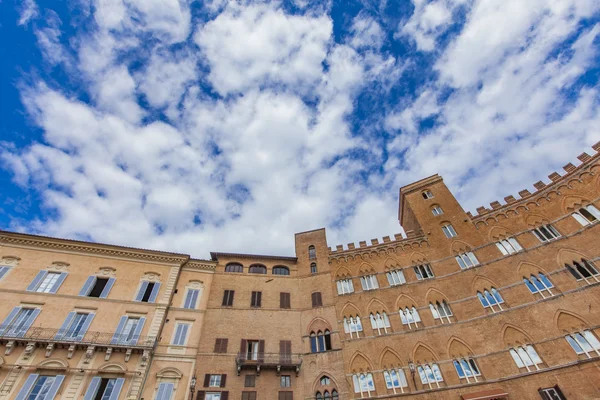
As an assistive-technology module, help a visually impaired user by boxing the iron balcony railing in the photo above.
[0,326,156,348]
[235,352,302,367]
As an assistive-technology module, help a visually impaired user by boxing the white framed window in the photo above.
[154,383,174,400]
[539,386,566,400]
[566,259,600,284]
[417,363,443,389]
[209,375,222,387]
[171,322,190,346]
[399,307,421,329]
[532,224,560,242]
[336,279,354,295]
[429,301,453,324]
[496,238,523,255]
[27,271,67,294]
[0,307,41,338]
[414,264,434,280]
[441,224,457,238]
[183,288,201,309]
[352,373,375,397]
[111,316,145,345]
[246,340,259,360]
[477,288,504,313]
[453,358,480,383]
[524,274,554,298]
[431,205,443,216]
[343,315,363,338]
[84,377,126,400]
[422,190,433,199]
[383,369,408,394]
[510,345,543,371]
[0,265,11,281]
[455,252,479,269]
[205,393,221,400]
[565,330,600,358]
[360,275,379,291]
[369,312,391,335]
[386,269,406,286]
[56,312,94,341]
[572,205,600,226]
[16,374,66,400]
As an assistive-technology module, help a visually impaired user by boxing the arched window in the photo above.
[310,330,331,353]
[572,205,600,226]
[431,205,443,216]
[383,368,408,394]
[565,330,600,358]
[369,312,391,335]
[417,363,443,389]
[352,373,375,396]
[315,392,322,400]
[422,190,433,199]
[309,245,317,259]
[343,315,363,338]
[310,332,317,353]
[477,288,504,313]
[225,263,243,273]
[399,306,421,329]
[509,345,543,371]
[323,391,330,400]
[429,301,453,324]
[566,259,600,283]
[272,266,290,275]
[320,376,330,385]
[311,263,317,274]
[453,358,481,383]
[331,390,338,400]
[524,273,554,298]
[248,264,267,274]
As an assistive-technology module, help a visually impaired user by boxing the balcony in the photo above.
[0,327,156,362]
[235,352,302,376]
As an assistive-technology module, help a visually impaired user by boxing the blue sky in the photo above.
[1,0,599,256]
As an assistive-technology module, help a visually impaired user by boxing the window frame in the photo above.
[369,312,391,335]
[222,290,235,307]
[383,368,408,394]
[422,190,433,199]
[171,322,191,346]
[414,264,434,280]
[248,264,267,274]
[343,315,363,338]
[224,263,243,273]
[417,363,444,389]
[386,269,406,286]
[336,278,354,295]
[496,237,523,255]
[399,306,421,329]
[183,288,201,309]
[509,345,543,371]
[272,266,290,276]
[431,205,443,216]
[441,224,457,238]
[360,275,379,291]
[532,224,561,242]
[429,301,453,324]
[352,373,375,397]
[453,358,481,383]
[565,330,600,358]
[455,252,479,269]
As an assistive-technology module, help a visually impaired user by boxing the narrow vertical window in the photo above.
[422,190,433,199]
[336,278,354,294]
[343,315,363,338]
[386,269,406,286]
[360,275,379,291]
[172,323,190,346]
[524,274,554,298]
[310,263,317,274]
[250,291,262,308]
[477,288,504,313]
[414,264,434,280]
[183,288,201,309]
[222,290,235,306]
[442,224,457,238]
[308,245,317,260]
[565,330,600,358]
[565,259,600,284]
[431,205,443,216]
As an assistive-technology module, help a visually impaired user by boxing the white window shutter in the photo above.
[79,276,96,296]
[27,271,47,291]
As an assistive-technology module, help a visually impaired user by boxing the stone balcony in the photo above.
[235,352,302,376]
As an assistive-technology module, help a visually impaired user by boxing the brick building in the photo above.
[1,143,600,400]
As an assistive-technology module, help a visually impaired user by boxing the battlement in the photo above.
[468,141,600,219]
[328,229,426,255]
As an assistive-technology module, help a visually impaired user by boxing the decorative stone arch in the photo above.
[334,266,352,279]
[502,324,533,347]
[307,317,333,335]
[0,256,20,267]
[379,347,403,369]
[366,298,389,314]
[517,261,550,277]
[449,240,472,255]
[383,258,400,270]
[395,294,419,310]
[562,195,591,212]
[488,225,514,241]
[358,262,376,275]
[425,288,450,304]
[525,213,549,227]
[349,351,374,373]
[409,251,428,265]
[48,261,70,273]
[471,275,499,293]
[156,367,183,380]
[311,372,341,393]
[96,266,117,278]
[186,280,205,289]
[142,271,162,282]
[412,342,439,364]
[341,302,362,318]
[37,358,69,370]
[98,362,127,374]
[555,310,590,333]
[447,337,475,358]
[556,248,592,267]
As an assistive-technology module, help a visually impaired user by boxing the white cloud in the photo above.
[18,0,39,26]
[350,13,385,50]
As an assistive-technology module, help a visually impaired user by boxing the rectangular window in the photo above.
[414,264,434,280]
[422,190,433,199]
[205,393,221,400]
[111,316,145,345]
[79,276,115,298]
[360,275,379,291]
[17,374,66,400]
[336,279,354,295]
[442,224,457,238]
[246,340,260,361]
[171,323,190,346]
[311,292,322,307]
[250,291,262,308]
[532,224,561,242]
[214,338,228,353]
[0,307,40,337]
[155,383,174,400]
[85,377,126,400]
[280,292,291,309]
[27,271,67,294]
[0,266,10,280]
[510,345,543,371]
[134,281,161,303]
[208,375,221,388]
[539,386,566,400]
[242,392,256,400]
[387,269,406,286]
[244,375,255,388]
[278,392,293,400]
[280,375,291,388]
[496,238,523,255]
[183,289,200,309]
[57,312,94,341]
[455,252,479,269]
[222,290,234,306]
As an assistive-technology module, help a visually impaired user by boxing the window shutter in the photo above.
[203,374,210,388]
[148,282,161,303]
[538,389,551,400]
[107,378,125,400]
[240,339,247,361]
[130,317,145,345]
[0,306,22,335]
[257,292,262,307]
[222,291,228,306]
[15,374,39,400]
[19,308,40,336]
[76,313,95,340]
[280,293,286,308]
[135,281,149,301]
[49,273,68,294]
[553,385,566,400]
[27,271,47,291]
[221,338,228,353]
[220,392,229,400]
[79,276,96,296]
[111,316,129,344]
[258,340,265,363]
[83,377,101,400]
[214,339,221,353]
[196,391,205,400]
[100,278,116,298]
[324,333,331,350]
[56,312,77,339]
[44,375,65,400]
[220,374,227,387]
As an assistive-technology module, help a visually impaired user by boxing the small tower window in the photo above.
[431,205,443,216]
[309,245,317,259]
[311,263,317,274]
[422,190,434,199]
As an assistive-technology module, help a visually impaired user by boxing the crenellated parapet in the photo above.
[468,141,600,220]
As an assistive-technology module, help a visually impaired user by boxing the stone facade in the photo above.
[1,142,600,400]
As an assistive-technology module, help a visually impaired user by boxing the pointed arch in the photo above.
[409,251,428,265]
[488,225,514,241]
[366,298,389,314]
[412,342,439,363]
[395,293,419,310]
[379,347,403,369]
[557,248,592,267]
[517,261,550,277]
[562,195,591,212]
[307,317,333,335]
[383,257,400,270]
[471,275,500,293]
[502,324,533,347]
[341,302,362,318]
[334,266,352,279]
[450,240,472,254]
[311,372,340,392]
[425,288,450,303]
[350,351,374,373]
[555,310,590,333]
[447,337,475,358]
[358,262,376,275]
[525,213,549,227]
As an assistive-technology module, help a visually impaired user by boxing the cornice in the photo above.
[328,236,429,264]
[0,230,190,265]
[210,251,297,262]
[183,259,217,271]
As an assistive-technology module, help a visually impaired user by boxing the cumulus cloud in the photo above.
[18,0,39,25]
